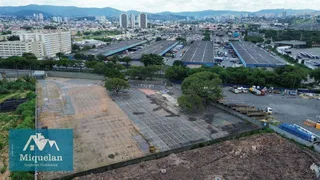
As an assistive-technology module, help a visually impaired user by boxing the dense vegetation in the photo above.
[0,78,36,180]
[202,29,211,41]
[165,62,314,89]
[260,29,320,47]
[244,35,264,43]
[81,30,122,37]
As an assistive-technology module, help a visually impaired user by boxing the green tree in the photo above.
[173,60,185,67]
[72,44,80,52]
[74,53,85,60]
[110,55,120,64]
[165,66,189,81]
[181,71,222,107]
[10,172,34,180]
[105,78,130,95]
[92,62,107,74]
[57,58,69,68]
[56,52,65,60]
[22,53,38,69]
[310,68,320,84]
[7,35,20,41]
[87,55,96,61]
[146,65,161,80]
[140,54,164,66]
[121,56,132,67]
[96,54,106,61]
[178,94,204,112]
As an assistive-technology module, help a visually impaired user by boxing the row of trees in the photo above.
[166,61,317,89]
[203,29,211,41]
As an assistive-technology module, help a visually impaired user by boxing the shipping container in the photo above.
[279,123,317,142]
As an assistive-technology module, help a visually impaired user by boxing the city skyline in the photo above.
[0,1,320,13]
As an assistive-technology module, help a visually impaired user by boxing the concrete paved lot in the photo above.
[128,40,177,60]
[37,78,146,178]
[222,88,320,135]
[112,88,257,151]
[181,41,214,62]
[231,41,285,66]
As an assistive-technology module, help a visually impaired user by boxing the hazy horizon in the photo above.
[0,1,319,13]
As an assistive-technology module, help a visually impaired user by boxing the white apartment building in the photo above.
[0,30,71,59]
[0,40,44,58]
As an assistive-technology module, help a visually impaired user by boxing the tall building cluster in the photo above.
[119,13,147,29]
[0,30,71,59]
[33,13,44,21]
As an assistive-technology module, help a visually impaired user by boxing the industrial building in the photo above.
[0,30,71,59]
[84,39,147,56]
[181,41,214,66]
[120,14,128,29]
[274,40,306,48]
[230,41,286,68]
[127,40,179,60]
[139,13,148,29]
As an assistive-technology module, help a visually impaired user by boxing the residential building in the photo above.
[130,14,135,28]
[139,13,147,29]
[0,30,71,59]
[120,14,128,28]
[0,40,44,58]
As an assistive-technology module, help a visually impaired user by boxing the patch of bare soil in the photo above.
[77,133,320,180]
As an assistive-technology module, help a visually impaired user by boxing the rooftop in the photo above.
[274,40,306,46]
[230,41,286,67]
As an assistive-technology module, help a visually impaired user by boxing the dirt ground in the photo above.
[78,133,320,180]
[37,78,147,179]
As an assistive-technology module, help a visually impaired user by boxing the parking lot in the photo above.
[222,88,320,135]
[112,87,257,151]
[37,78,147,179]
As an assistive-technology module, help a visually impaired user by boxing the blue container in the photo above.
[233,32,240,38]
[279,123,316,142]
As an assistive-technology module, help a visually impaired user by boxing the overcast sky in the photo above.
[1,0,320,13]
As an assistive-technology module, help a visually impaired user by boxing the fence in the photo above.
[46,71,104,80]
[211,102,263,127]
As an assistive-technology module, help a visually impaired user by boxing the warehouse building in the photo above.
[230,41,286,68]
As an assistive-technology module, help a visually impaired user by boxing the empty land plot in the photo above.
[231,41,285,67]
[181,41,214,62]
[37,78,147,179]
[128,41,178,60]
[112,88,257,152]
[78,133,320,180]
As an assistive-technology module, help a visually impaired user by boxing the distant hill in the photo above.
[0,4,318,20]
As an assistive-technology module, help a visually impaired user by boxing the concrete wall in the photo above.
[47,71,104,80]
[211,102,263,127]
